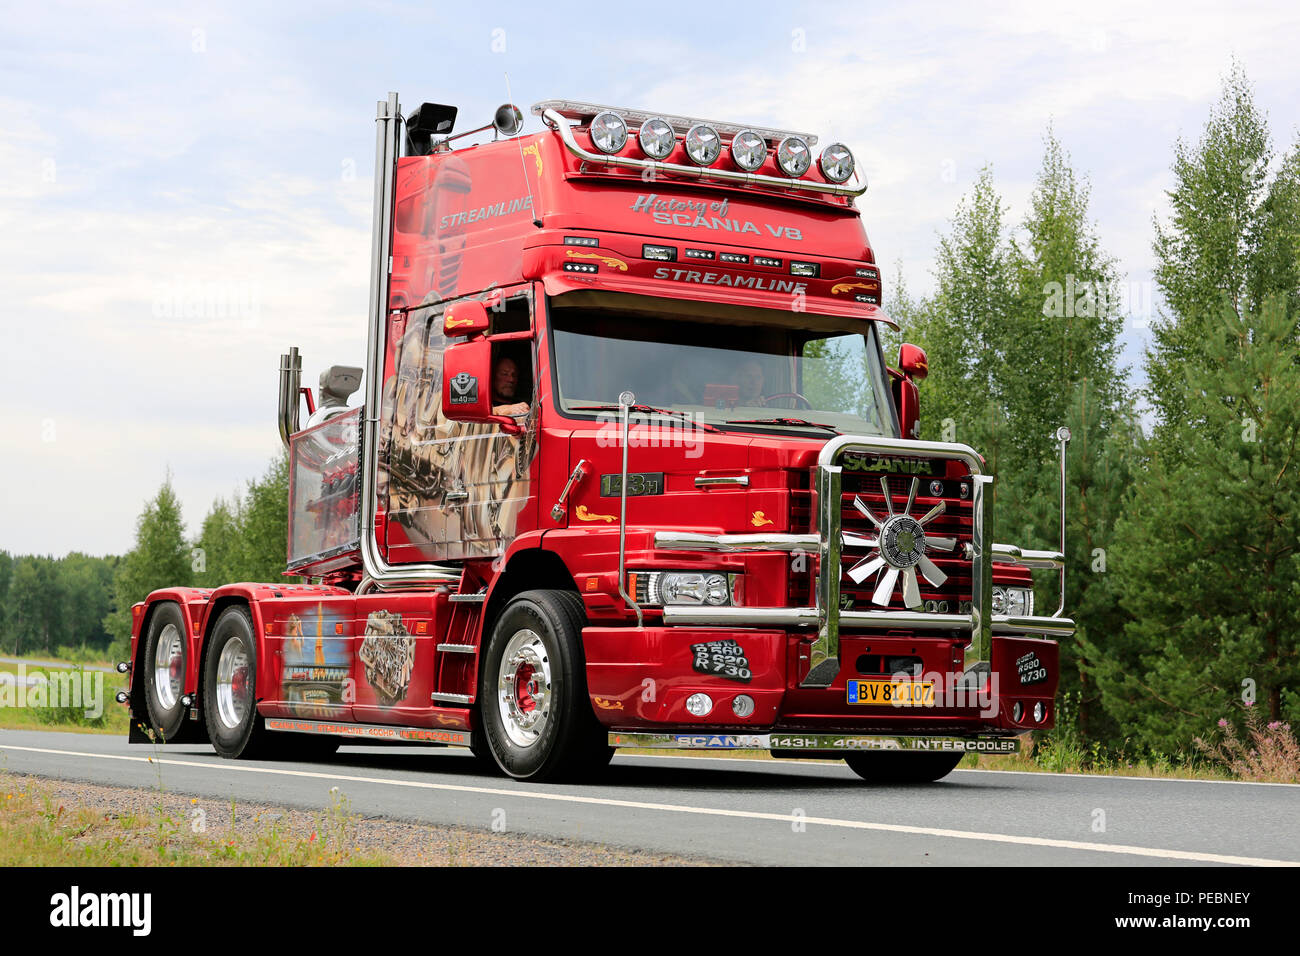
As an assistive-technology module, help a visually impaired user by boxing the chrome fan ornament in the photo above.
[842,477,959,610]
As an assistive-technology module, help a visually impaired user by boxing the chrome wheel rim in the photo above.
[497,628,552,749]
[215,637,252,731]
[152,623,184,711]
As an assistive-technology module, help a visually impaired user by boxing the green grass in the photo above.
[0,773,394,866]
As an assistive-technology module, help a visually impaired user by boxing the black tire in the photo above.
[479,590,612,781]
[843,752,963,784]
[142,602,189,742]
[202,605,275,759]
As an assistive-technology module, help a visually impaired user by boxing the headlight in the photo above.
[684,124,722,166]
[638,117,675,159]
[633,571,734,606]
[590,111,628,154]
[818,143,855,183]
[776,135,811,176]
[991,586,1033,616]
[730,130,767,171]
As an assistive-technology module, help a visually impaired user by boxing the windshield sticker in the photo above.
[631,193,802,240]
[652,266,807,293]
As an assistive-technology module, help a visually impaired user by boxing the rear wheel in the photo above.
[203,606,275,759]
[142,603,188,742]
[843,752,963,783]
[480,590,612,781]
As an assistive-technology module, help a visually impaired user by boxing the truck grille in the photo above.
[790,470,974,614]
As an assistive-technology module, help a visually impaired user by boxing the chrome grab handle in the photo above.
[551,458,589,521]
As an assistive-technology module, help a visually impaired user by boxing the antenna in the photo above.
[506,72,543,228]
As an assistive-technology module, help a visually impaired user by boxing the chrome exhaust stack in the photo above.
[278,346,302,451]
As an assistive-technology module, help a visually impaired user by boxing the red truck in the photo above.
[120,94,1075,783]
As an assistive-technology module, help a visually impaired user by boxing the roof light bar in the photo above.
[532,100,817,147]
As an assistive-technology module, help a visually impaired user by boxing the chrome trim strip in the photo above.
[448,594,486,604]
[358,92,461,590]
[265,717,468,745]
[430,691,473,704]
[540,109,867,198]
[655,531,819,552]
[436,644,476,654]
[616,392,643,627]
[661,606,971,630]
[694,475,750,489]
[608,731,1020,754]
[991,615,1076,637]
[992,544,1066,569]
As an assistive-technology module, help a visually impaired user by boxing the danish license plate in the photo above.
[846,680,935,706]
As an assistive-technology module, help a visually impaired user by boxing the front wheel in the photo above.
[844,752,962,783]
[480,590,612,781]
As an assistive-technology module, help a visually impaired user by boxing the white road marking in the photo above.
[621,752,1300,787]
[2,742,1296,866]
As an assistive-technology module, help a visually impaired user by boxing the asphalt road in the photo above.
[2,728,1296,866]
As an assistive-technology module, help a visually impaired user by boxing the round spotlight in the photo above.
[638,117,675,160]
[116,661,129,673]
[818,142,855,183]
[1033,701,1047,723]
[1012,701,1023,722]
[686,692,714,717]
[590,111,628,154]
[732,695,755,718]
[115,691,128,704]
[776,135,812,177]
[730,130,767,171]
[684,124,722,166]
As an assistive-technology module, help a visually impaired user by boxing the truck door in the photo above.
[382,289,538,563]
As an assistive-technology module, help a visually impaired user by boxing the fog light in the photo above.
[1033,701,1047,723]
[638,116,675,159]
[1012,701,1023,722]
[684,124,722,166]
[590,111,628,154]
[732,695,755,718]
[818,142,855,183]
[181,694,193,707]
[116,661,129,673]
[730,129,767,171]
[686,693,713,717]
[776,135,811,176]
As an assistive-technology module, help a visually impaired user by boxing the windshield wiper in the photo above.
[725,417,841,434]
[572,404,723,433]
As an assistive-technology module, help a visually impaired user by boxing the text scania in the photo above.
[50,886,151,936]
[653,267,808,293]
[631,194,802,240]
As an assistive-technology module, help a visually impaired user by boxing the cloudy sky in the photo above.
[3,1,1298,557]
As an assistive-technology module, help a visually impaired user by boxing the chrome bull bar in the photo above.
[655,434,1076,688]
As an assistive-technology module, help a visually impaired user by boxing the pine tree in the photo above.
[1103,297,1300,750]
[1148,62,1300,458]
[104,477,193,655]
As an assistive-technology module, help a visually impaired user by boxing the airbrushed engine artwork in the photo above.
[358,610,417,706]
[378,148,538,562]
[281,606,350,718]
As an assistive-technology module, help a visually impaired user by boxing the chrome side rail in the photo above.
[539,108,869,199]
[609,731,1021,754]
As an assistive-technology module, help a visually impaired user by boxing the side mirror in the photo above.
[891,343,927,440]
[443,300,490,338]
[443,338,523,433]
[899,343,928,380]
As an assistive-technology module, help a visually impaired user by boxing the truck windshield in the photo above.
[549,295,896,436]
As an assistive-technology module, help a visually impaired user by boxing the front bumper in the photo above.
[654,434,1075,687]
[610,731,1021,754]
